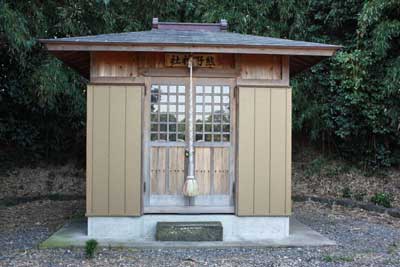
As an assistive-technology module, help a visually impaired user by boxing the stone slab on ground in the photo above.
[156,221,223,241]
[40,218,335,248]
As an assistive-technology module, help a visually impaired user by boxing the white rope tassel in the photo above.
[183,56,199,197]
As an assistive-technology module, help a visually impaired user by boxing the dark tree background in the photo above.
[0,0,399,169]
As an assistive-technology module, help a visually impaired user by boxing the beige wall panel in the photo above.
[286,88,292,214]
[108,86,126,214]
[86,85,93,214]
[237,86,291,216]
[269,89,287,215]
[87,85,143,216]
[125,86,142,215]
[92,85,110,215]
[253,88,271,215]
[240,55,282,80]
[237,87,255,215]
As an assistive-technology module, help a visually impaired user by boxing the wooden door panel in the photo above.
[150,147,166,194]
[168,147,185,194]
[213,147,230,194]
[194,147,230,195]
[195,147,211,195]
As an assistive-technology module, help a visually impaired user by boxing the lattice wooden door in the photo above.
[144,78,235,213]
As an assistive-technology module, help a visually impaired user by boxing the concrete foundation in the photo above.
[40,218,336,248]
[88,215,289,241]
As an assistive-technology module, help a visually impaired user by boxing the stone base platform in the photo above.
[88,215,289,241]
[40,217,336,248]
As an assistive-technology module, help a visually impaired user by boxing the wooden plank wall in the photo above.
[90,52,285,81]
[90,52,235,79]
[86,84,143,216]
[237,86,291,216]
[240,55,282,80]
[91,52,138,78]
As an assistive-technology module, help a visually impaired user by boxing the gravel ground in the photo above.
[0,200,400,266]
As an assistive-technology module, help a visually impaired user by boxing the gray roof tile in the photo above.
[44,29,339,49]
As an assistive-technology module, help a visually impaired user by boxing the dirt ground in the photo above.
[1,154,399,209]
[0,163,85,200]
[292,149,400,208]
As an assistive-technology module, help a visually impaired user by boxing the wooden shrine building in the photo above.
[40,18,339,241]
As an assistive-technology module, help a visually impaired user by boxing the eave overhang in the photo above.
[39,31,341,79]
[41,40,339,56]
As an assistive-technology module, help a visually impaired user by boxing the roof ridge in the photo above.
[152,18,228,32]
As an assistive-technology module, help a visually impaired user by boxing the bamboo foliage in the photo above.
[0,0,399,168]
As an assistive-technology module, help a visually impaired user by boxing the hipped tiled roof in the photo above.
[40,19,341,78]
[43,29,340,50]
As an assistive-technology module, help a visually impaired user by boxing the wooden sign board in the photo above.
[165,54,218,68]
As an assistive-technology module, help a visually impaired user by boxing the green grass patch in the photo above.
[69,211,85,220]
[304,155,351,178]
[322,255,354,262]
[342,187,352,198]
[388,242,398,254]
[85,239,98,259]
[371,192,393,208]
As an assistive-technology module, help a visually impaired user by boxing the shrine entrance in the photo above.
[143,77,236,213]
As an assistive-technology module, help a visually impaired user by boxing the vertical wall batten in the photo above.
[268,90,272,213]
[253,91,256,213]
[237,87,255,215]
[86,86,93,214]
[109,86,126,214]
[269,89,287,215]
[87,85,142,216]
[108,87,111,214]
[237,86,291,216]
[254,88,270,215]
[124,86,127,213]
[125,86,142,215]
[286,89,292,214]
[92,85,110,215]
[284,89,287,213]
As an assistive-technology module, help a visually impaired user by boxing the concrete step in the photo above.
[156,221,223,241]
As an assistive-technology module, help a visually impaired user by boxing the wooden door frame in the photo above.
[190,77,237,210]
[143,77,189,210]
[142,74,237,214]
